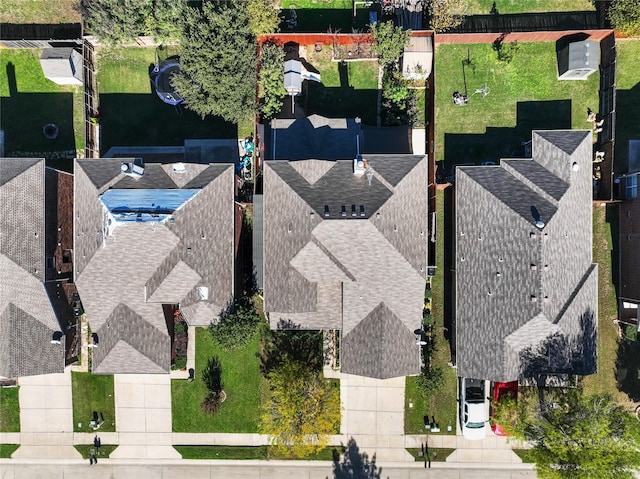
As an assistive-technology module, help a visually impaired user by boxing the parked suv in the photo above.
[460,378,488,440]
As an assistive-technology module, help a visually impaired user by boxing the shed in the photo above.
[284,59,302,96]
[557,40,599,80]
[402,35,433,80]
[40,47,83,85]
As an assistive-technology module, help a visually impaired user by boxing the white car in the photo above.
[460,378,488,440]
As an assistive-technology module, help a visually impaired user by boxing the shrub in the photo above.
[608,0,640,37]
[202,356,223,393]
[172,355,187,371]
[201,390,224,415]
[416,366,445,396]
[624,323,638,342]
[209,298,261,350]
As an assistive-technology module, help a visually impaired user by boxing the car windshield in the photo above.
[467,421,485,429]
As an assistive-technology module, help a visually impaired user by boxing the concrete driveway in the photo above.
[110,374,180,459]
[339,373,412,462]
[12,367,81,459]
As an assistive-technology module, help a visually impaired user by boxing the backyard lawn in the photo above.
[281,0,370,32]
[300,48,379,125]
[0,387,20,432]
[0,48,83,170]
[172,327,263,433]
[462,0,594,15]
[71,373,116,433]
[96,47,236,154]
[612,39,640,174]
[435,42,599,165]
[0,0,80,23]
[405,187,457,435]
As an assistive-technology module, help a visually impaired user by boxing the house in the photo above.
[455,130,598,382]
[40,47,83,86]
[0,158,69,377]
[260,116,428,379]
[73,156,234,374]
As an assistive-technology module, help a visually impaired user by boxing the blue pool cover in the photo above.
[100,189,199,222]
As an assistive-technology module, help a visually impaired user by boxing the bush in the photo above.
[416,366,445,396]
[172,355,187,370]
[201,390,224,415]
[209,299,261,350]
[258,42,286,121]
[624,323,638,342]
[381,70,417,126]
[202,356,223,393]
[608,0,640,37]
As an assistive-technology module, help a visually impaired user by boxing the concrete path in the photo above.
[13,367,81,459]
[110,374,180,459]
[339,373,412,462]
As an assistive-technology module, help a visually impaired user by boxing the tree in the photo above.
[78,0,150,45]
[145,0,185,43]
[370,21,411,66]
[258,42,286,120]
[246,0,281,36]
[209,298,261,350]
[608,0,640,37]
[515,390,640,479]
[426,0,466,33]
[201,355,223,414]
[258,324,323,376]
[260,361,341,457]
[171,1,257,123]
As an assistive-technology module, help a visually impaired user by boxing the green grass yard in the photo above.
[74,444,118,459]
[281,0,369,32]
[0,387,20,432]
[174,445,345,460]
[171,328,263,433]
[0,48,83,169]
[96,47,236,154]
[301,49,379,125]
[462,0,594,15]
[406,187,458,434]
[0,444,19,458]
[71,373,116,433]
[406,447,456,462]
[435,42,598,165]
[0,0,80,23]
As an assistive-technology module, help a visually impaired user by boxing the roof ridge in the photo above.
[501,159,562,206]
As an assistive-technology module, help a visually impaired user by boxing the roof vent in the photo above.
[488,290,493,296]
[543,264,549,271]
[535,220,545,229]
[341,205,347,217]
[530,232,537,239]
[543,296,549,303]
[572,161,579,172]
[530,295,538,303]
[121,161,144,179]
[324,205,330,217]
[50,331,64,344]
[530,264,538,271]
[498,257,504,262]
[359,205,365,217]
[351,204,357,217]
[366,167,374,185]
[173,162,187,174]
[310,211,315,220]
[198,286,209,300]
[496,271,501,277]
[460,256,465,262]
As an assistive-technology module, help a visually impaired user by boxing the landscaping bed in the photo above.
[406,447,456,462]
[0,444,19,458]
[71,373,116,433]
[171,328,263,433]
[435,42,599,166]
[0,386,20,432]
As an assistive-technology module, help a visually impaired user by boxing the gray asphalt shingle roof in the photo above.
[75,158,234,374]
[264,154,427,379]
[455,130,597,382]
[0,158,64,377]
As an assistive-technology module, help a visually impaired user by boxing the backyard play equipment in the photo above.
[43,123,59,139]
[150,58,184,106]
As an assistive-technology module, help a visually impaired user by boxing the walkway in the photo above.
[12,367,81,459]
[110,374,180,459]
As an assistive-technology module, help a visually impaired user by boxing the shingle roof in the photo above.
[0,158,64,377]
[75,158,234,374]
[455,130,597,382]
[264,155,427,379]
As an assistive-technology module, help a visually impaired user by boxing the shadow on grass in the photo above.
[332,438,381,479]
[300,83,377,126]
[616,339,640,402]
[280,8,370,33]
[98,93,236,155]
[615,82,640,175]
[443,185,455,361]
[606,203,620,297]
[1,62,76,167]
[443,99,571,166]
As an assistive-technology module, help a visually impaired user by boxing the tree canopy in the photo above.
[370,21,411,66]
[426,0,466,33]
[77,0,184,45]
[208,298,261,350]
[257,42,286,121]
[260,361,341,457]
[608,0,640,37]
[246,0,281,36]
[516,390,640,479]
[172,1,257,124]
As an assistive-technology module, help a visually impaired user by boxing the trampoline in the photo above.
[150,59,184,105]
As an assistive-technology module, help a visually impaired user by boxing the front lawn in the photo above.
[174,445,345,460]
[74,444,118,459]
[171,327,263,432]
[71,373,116,433]
[0,49,83,170]
[405,187,457,434]
[300,48,379,125]
[96,47,236,154]
[0,387,20,432]
[0,444,19,458]
[406,447,456,462]
[435,42,599,165]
